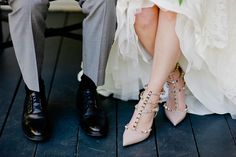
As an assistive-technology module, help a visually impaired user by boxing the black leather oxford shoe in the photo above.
[77,87,108,137]
[22,82,49,142]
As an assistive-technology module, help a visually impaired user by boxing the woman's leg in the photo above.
[123,9,181,146]
[135,8,181,93]
[134,6,159,56]
[148,10,180,93]
[147,10,186,124]
[135,9,181,101]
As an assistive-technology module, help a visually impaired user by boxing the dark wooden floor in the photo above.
[0,12,236,157]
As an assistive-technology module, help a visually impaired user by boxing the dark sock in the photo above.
[80,74,96,90]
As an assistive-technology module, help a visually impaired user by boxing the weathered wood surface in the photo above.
[0,12,236,157]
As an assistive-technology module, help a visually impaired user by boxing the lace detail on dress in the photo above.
[206,0,228,49]
[152,0,236,119]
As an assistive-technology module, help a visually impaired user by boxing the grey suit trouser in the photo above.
[8,0,116,91]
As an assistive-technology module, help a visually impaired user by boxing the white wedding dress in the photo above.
[98,0,236,119]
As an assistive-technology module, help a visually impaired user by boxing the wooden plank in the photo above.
[190,114,236,157]
[77,96,117,157]
[155,108,199,157]
[35,13,82,157]
[0,47,21,134]
[0,9,20,133]
[0,10,10,43]
[225,115,236,144]
[117,100,158,157]
[0,12,66,156]
[41,12,68,97]
[0,82,36,157]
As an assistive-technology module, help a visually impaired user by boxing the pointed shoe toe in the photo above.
[123,128,150,146]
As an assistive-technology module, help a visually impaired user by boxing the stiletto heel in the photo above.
[164,64,187,126]
[123,89,160,146]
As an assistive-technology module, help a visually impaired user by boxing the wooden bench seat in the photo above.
[0,0,82,12]
[0,0,84,49]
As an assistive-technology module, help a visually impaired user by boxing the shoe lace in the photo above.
[31,92,43,114]
[82,89,98,110]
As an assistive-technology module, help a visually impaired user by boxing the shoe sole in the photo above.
[24,134,48,142]
[85,131,106,137]
[22,123,49,142]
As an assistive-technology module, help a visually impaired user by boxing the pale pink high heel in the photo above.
[123,89,160,146]
[164,65,187,126]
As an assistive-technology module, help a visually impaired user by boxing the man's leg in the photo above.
[77,0,116,136]
[8,0,49,141]
[80,0,116,85]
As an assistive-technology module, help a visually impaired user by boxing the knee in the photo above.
[160,10,177,22]
[81,0,116,14]
[97,0,117,11]
[10,0,48,14]
[135,7,158,29]
[30,0,48,12]
[99,0,116,5]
